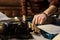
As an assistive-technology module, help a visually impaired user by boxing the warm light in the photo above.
[53,15,56,17]
[14,17,18,20]
[14,17,19,21]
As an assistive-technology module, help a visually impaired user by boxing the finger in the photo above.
[40,17,44,24]
[38,16,41,24]
[37,14,42,24]
[35,15,38,24]
[32,16,36,24]
[40,17,46,24]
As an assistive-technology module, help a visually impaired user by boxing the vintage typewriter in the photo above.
[0,15,40,40]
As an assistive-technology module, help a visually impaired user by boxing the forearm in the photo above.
[43,5,57,16]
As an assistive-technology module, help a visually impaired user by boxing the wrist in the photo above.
[43,12,48,17]
[43,5,57,16]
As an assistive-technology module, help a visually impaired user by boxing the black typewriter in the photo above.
[0,16,34,40]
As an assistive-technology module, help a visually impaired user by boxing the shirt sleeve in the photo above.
[49,0,59,7]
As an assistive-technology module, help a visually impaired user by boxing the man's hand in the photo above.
[32,13,47,24]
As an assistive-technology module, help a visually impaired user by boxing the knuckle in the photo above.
[34,15,37,17]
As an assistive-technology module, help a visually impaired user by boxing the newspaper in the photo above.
[37,24,60,34]
[0,12,11,21]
